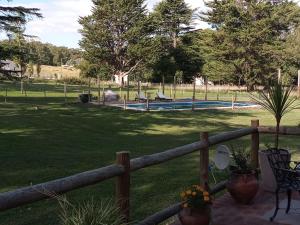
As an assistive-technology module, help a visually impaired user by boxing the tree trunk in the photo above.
[162,75,165,94]
[127,75,130,101]
[172,32,177,48]
[275,119,280,150]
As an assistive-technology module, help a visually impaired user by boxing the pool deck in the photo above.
[171,188,300,225]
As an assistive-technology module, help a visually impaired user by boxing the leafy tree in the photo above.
[151,0,195,48]
[200,0,300,90]
[27,60,34,77]
[36,62,41,77]
[79,0,150,86]
[0,0,42,33]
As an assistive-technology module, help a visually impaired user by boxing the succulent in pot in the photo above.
[179,185,212,225]
[226,146,259,204]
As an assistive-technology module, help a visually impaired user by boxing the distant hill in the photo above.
[26,65,80,79]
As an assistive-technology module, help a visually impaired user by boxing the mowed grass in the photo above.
[0,81,299,225]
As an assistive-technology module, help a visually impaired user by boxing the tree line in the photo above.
[1,0,300,89]
[79,0,300,90]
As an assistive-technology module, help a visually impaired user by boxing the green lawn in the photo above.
[0,81,299,225]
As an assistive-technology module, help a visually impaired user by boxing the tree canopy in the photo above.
[200,0,300,89]
[0,0,42,33]
[79,0,151,81]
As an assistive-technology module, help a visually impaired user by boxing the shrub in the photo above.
[57,196,127,225]
[60,77,89,85]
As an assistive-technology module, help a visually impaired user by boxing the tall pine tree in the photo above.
[0,0,42,33]
[79,0,150,85]
[201,0,300,89]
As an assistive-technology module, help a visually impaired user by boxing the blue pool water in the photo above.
[116,101,256,111]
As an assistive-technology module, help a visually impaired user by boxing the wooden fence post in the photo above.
[116,151,130,223]
[5,88,7,103]
[200,132,209,188]
[251,120,260,169]
[124,94,127,110]
[64,82,67,103]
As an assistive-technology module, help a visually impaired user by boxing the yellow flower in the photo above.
[192,192,197,196]
[180,192,186,198]
[186,190,192,195]
[183,203,188,208]
[204,196,210,202]
[197,186,204,192]
[203,191,209,196]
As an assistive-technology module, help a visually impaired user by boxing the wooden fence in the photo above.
[0,120,300,224]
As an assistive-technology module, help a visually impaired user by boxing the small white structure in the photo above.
[195,76,214,86]
[114,74,128,86]
[195,77,205,86]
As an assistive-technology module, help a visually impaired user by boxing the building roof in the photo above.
[0,60,21,72]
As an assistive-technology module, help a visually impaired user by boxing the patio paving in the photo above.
[172,188,300,225]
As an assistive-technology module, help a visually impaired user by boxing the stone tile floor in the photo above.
[172,188,300,225]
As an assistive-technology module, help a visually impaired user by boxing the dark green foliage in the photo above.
[0,0,42,33]
[151,0,195,48]
[79,0,150,79]
[231,146,253,173]
[200,0,300,89]
[0,40,82,66]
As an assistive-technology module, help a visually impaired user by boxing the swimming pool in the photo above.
[114,101,257,111]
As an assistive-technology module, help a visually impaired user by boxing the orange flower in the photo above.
[192,192,197,196]
[204,196,210,202]
[183,203,188,208]
[186,190,192,195]
[180,192,186,198]
[197,186,204,192]
[203,191,209,196]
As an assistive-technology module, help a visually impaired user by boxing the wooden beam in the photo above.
[0,164,124,211]
[136,203,182,225]
[200,132,209,186]
[209,127,257,145]
[258,126,300,135]
[131,128,256,172]
[136,180,227,225]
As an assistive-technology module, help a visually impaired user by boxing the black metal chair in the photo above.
[267,149,300,221]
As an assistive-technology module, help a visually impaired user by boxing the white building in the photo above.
[113,74,128,86]
[195,76,214,86]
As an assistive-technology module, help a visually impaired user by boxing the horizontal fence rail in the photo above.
[136,180,228,225]
[0,120,299,224]
[258,126,300,135]
[0,164,124,211]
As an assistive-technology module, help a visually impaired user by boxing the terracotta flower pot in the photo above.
[226,170,259,204]
[179,208,210,225]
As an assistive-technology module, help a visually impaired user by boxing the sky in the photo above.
[0,0,208,48]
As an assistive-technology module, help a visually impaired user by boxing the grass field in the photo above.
[29,65,80,79]
[0,81,299,225]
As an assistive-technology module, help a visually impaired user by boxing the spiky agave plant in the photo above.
[251,83,298,150]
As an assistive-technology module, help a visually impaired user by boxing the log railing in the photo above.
[0,120,299,224]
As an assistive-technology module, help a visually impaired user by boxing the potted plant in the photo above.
[178,185,212,225]
[251,83,298,191]
[226,146,259,204]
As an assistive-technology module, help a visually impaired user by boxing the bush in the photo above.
[57,196,127,225]
[59,77,89,85]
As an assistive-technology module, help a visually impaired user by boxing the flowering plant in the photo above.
[180,185,212,209]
